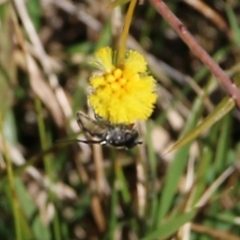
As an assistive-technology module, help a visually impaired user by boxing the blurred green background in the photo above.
[1,0,240,239]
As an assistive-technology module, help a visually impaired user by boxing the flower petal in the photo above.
[89,76,106,88]
[124,50,147,73]
[88,47,157,124]
[94,47,114,72]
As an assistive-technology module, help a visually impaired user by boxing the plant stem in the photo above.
[118,0,138,64]
[0,113,22,240]
[35,98,62,240]
[149,0,240,109]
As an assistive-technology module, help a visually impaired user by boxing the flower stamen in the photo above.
[113,68,123,79]
[106,73,115,83]
[119,77,127,86]
[89,47,157,124]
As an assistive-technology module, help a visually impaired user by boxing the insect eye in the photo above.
[125,131,137,141]
[125,132,132,140]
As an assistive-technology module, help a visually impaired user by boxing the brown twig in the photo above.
[182,0,231,38]
[191,223,240,240]
[149,0,240,109]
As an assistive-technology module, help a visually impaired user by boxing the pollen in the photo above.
[106,73,115,83]
[119,77,127,86]
[111,82,121,92]
[88,47,157,124]
[113,68,123,79]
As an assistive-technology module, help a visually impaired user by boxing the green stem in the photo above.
[35,97,52,176]
[0,112,22,240]
[117,0,137,64]
[35,97,62,240]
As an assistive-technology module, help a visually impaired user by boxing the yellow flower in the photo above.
[88,47,157,124]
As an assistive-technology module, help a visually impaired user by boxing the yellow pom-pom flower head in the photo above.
[88,47,157,125]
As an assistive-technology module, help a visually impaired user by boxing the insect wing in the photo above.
[76,112,142,148]
[76,112,109,139]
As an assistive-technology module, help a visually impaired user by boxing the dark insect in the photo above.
[76,112,142,149]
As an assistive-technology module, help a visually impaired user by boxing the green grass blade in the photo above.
[213,114,232,174]
[226,4,240,50]
[167,97,235,154]
[0,113,23,240]
[15,178,51,240]
[116,163,131,204]
[142,210,196,240]
[155,94,205,226]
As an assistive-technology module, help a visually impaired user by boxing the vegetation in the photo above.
[1,0,240,239]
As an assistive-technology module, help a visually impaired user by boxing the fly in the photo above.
[75,112,142,149]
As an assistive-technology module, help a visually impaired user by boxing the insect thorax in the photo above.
[104,126,139,148]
